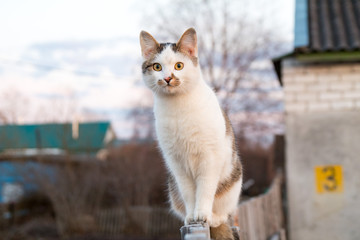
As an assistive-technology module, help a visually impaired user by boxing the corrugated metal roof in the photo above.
[305,0,360,52]
[273,0,360,84]
[0,122,112,153]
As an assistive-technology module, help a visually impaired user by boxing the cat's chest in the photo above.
[155,96,214,135]
[156,111,210,172]
[154,94,224,155]
[156,107,207,141]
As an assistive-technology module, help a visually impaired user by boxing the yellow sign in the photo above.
[315,165,343,193]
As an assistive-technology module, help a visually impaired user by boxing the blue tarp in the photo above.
[0,161,56,203]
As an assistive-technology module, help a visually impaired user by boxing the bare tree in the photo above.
[144,0,281,109]
[35,88,80,123]
[0,88,30,124]
[22,160,108,237]
[142,0,285,141]
[107,142,166,206]
[129,107,155,140]
[127,90,155,140]
[0,86,83,125]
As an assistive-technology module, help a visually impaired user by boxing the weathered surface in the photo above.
[282,60,360,114]
[180,223,210,240]
[286,111,360,240]
[180,223,241,240]
[235,173,284,240]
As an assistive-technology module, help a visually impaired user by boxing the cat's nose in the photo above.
[164,76,172,83]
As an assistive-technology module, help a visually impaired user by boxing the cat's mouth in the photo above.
[158,74,181,89]
[156,79,182,95]
[158,79,175,87]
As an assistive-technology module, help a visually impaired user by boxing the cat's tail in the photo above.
[210,222,238,240]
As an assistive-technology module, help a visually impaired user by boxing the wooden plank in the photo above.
[280,228,287,240]
[233,172,284,240]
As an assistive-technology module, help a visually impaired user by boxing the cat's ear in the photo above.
[140,31,160,60]
[177,28,197,57]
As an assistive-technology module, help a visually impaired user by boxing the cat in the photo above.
[140,28,242,240]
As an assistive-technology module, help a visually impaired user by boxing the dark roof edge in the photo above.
[272,51,360,86]
[272,52,295,86]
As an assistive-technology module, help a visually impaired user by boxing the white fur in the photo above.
[142,43,241,227]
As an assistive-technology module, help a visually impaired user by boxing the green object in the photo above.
[296,51,360,62]
[0,122,113,154]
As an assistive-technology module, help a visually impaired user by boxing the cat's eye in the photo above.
[153,63,162,71]
[174,62,184,70]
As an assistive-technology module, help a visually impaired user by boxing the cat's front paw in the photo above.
[185,214,195,225]
[211,213,228,227]
[193,210,212,225]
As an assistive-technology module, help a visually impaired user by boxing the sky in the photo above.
[0,0,295,138]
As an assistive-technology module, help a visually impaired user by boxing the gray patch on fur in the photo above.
[158,42,178,53]
[215,110,242,197]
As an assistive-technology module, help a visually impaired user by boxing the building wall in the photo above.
[282,59,360,240]
[282,60,360,112]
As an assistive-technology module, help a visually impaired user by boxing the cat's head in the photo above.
[140,28,200,96]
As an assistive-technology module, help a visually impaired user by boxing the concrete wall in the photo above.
[282,59,360,240]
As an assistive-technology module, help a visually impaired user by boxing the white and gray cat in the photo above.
[140,28,242,240]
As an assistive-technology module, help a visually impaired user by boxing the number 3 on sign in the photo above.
[315,165,343,193]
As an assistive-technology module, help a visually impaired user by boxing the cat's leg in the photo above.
[212,178,242,227]
[193,158,221,225]
[171,169,196,225]
[168,175,186,219]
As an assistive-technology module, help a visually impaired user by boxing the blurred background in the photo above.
[5,0,358,239]
[0,0,293,141]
